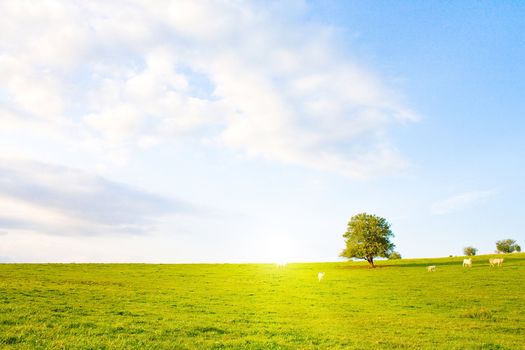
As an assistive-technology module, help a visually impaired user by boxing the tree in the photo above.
[340,213,395,268]
[389,251,402,260]
[463,246,478,256]
[496,239,520,253]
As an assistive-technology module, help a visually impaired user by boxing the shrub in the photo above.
[389,251,402,260]
[463,246,478,256]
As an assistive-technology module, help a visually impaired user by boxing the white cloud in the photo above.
[0,158,189,236]
[431,190,497,215]
[0,0,417,178]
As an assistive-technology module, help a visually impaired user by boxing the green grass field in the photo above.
[1,254,524,349]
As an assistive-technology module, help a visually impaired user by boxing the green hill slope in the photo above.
[1,253,524,349]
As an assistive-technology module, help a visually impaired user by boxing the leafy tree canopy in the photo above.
[463,246,478,256]
[496,239,520,253]
[340,213,395,267]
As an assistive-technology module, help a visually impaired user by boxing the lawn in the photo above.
[1,254,524,349]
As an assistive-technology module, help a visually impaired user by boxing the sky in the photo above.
[0,0,524,263]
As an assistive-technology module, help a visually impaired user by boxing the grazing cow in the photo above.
[489,258,504,267]
[318,272,325,282]
[427,265,436,272]
[463,258,472,268]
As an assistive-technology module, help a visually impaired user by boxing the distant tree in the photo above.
[496,239,520,253]
[463,246,478,256]
[389,251,402,260]
[340,213,395,268]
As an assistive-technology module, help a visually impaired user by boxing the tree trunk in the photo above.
[367,257,375,268]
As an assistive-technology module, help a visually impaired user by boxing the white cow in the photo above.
[489,258,504,267]
[318,272,325,282]
[463,258,472,267]
[427,265,436,272]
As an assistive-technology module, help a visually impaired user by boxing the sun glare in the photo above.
[258,234,295,266]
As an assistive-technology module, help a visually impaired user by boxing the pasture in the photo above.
[1,254,524,349]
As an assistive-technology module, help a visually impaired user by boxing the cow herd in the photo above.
[427,257,505,272]
[489,258,504,267]
[313,257,507,280]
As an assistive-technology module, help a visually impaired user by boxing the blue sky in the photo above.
[0,1,523,262]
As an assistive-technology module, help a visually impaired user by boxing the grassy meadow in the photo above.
[1,254,524,349]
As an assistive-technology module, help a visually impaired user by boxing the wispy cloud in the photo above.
[431,190,497,215]
[0,0,417,178]
[0,159,189,236]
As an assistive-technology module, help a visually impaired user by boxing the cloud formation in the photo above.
[0,159,186,236]
[431,190,496,215]
[0,0,417,178]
